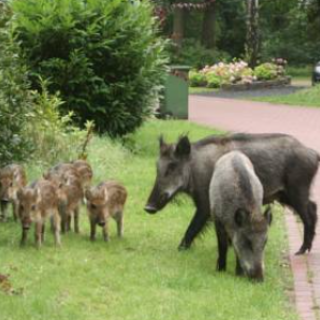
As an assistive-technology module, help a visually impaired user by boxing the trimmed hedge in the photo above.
[11,0,168,136]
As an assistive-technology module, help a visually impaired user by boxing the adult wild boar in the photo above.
[209,151,272,281]
[144,133,320,255]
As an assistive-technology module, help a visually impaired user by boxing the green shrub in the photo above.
[170,39,231,69]
[11,0,168,137]
[254,63,278,81]
[0,6,33,165]
[189,70,207,87]
[206,73,221,88]
[26,79,87,166]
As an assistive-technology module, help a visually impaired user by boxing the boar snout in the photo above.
[145,185,171,214]
[98,221,106,227]
[248,264,264,282]
[22,219,32,230]
[144,204,158,214]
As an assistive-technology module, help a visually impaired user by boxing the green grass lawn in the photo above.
[0,120,297,320]
[251,85,320,108]
[189,86,217,95]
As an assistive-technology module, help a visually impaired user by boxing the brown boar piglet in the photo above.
[0,164,27,221]
[56,172,84,233]
[17,180,61,248]
[85,181,127,242]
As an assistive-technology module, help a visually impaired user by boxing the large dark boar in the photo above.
[144,133,320,255]
[209,151,272,281]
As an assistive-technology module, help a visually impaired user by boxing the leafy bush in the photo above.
[254,63,278,81]
[0,7,33,165]
[170,39,231,69]
[189,70,207,87]
[11,0,168,137]
[206,73,221,88]
[26,79,88,166]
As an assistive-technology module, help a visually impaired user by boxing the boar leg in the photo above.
[12,201,19,221]
[235,255,244,276]
[35,222,43,248]
[66,214,72,232]
[115,212,123,238]
[41,224,45,243]
[20,227,28,246]
[52,211,61,246]
[102,222,109,242]
[178,209,209,250]
[281,189,316,254]
[295,200,317,255]
[0,201,8,221]
[90,219,96,241]
[215,220,228,271]
[74,207,80,234]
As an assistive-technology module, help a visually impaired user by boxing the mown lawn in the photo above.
[189,87,217,95]
[251,85,320,108]
[0,120,297,320]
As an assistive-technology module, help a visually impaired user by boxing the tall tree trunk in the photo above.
[246,0,260,68]
[172,6,184,49]
[201,1,216,49]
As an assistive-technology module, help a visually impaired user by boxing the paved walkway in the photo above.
[189,96,320,320]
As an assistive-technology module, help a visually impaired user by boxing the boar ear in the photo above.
[43,172,49,180]
[85,188,92,201]
[159,135,165,147]
[234,209,248,227]
[264,206,273,226]
[17,189,23,200]
[175,136,191,158]
[159,135,169,155]
[103,188,109,201]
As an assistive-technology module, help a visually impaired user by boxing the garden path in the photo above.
[189,95,320,320]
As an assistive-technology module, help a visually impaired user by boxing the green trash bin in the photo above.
[160,65,190,119]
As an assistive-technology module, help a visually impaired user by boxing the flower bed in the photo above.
[189,59,289,90]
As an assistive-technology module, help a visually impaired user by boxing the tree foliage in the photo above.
[0,6,33,165]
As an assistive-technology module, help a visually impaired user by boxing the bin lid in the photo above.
[169,65,191,71]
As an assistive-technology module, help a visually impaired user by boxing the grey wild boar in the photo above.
[17,179,61,248]
[85,181,127,242]
[0,164,27,221]
[145,134,320,255]
[209,151,272,281]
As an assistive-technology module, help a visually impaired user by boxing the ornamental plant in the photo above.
[254,63,278,81]
[189,70,207,87]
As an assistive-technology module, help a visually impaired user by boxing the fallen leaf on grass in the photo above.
[0,273,24,295]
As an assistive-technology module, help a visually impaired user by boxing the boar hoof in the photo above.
[295,246,310,255]
[178,240,191,251]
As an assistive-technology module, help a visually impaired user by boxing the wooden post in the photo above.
[172,6,184,49]
[246,0,259,68]
[201,0,216,49]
